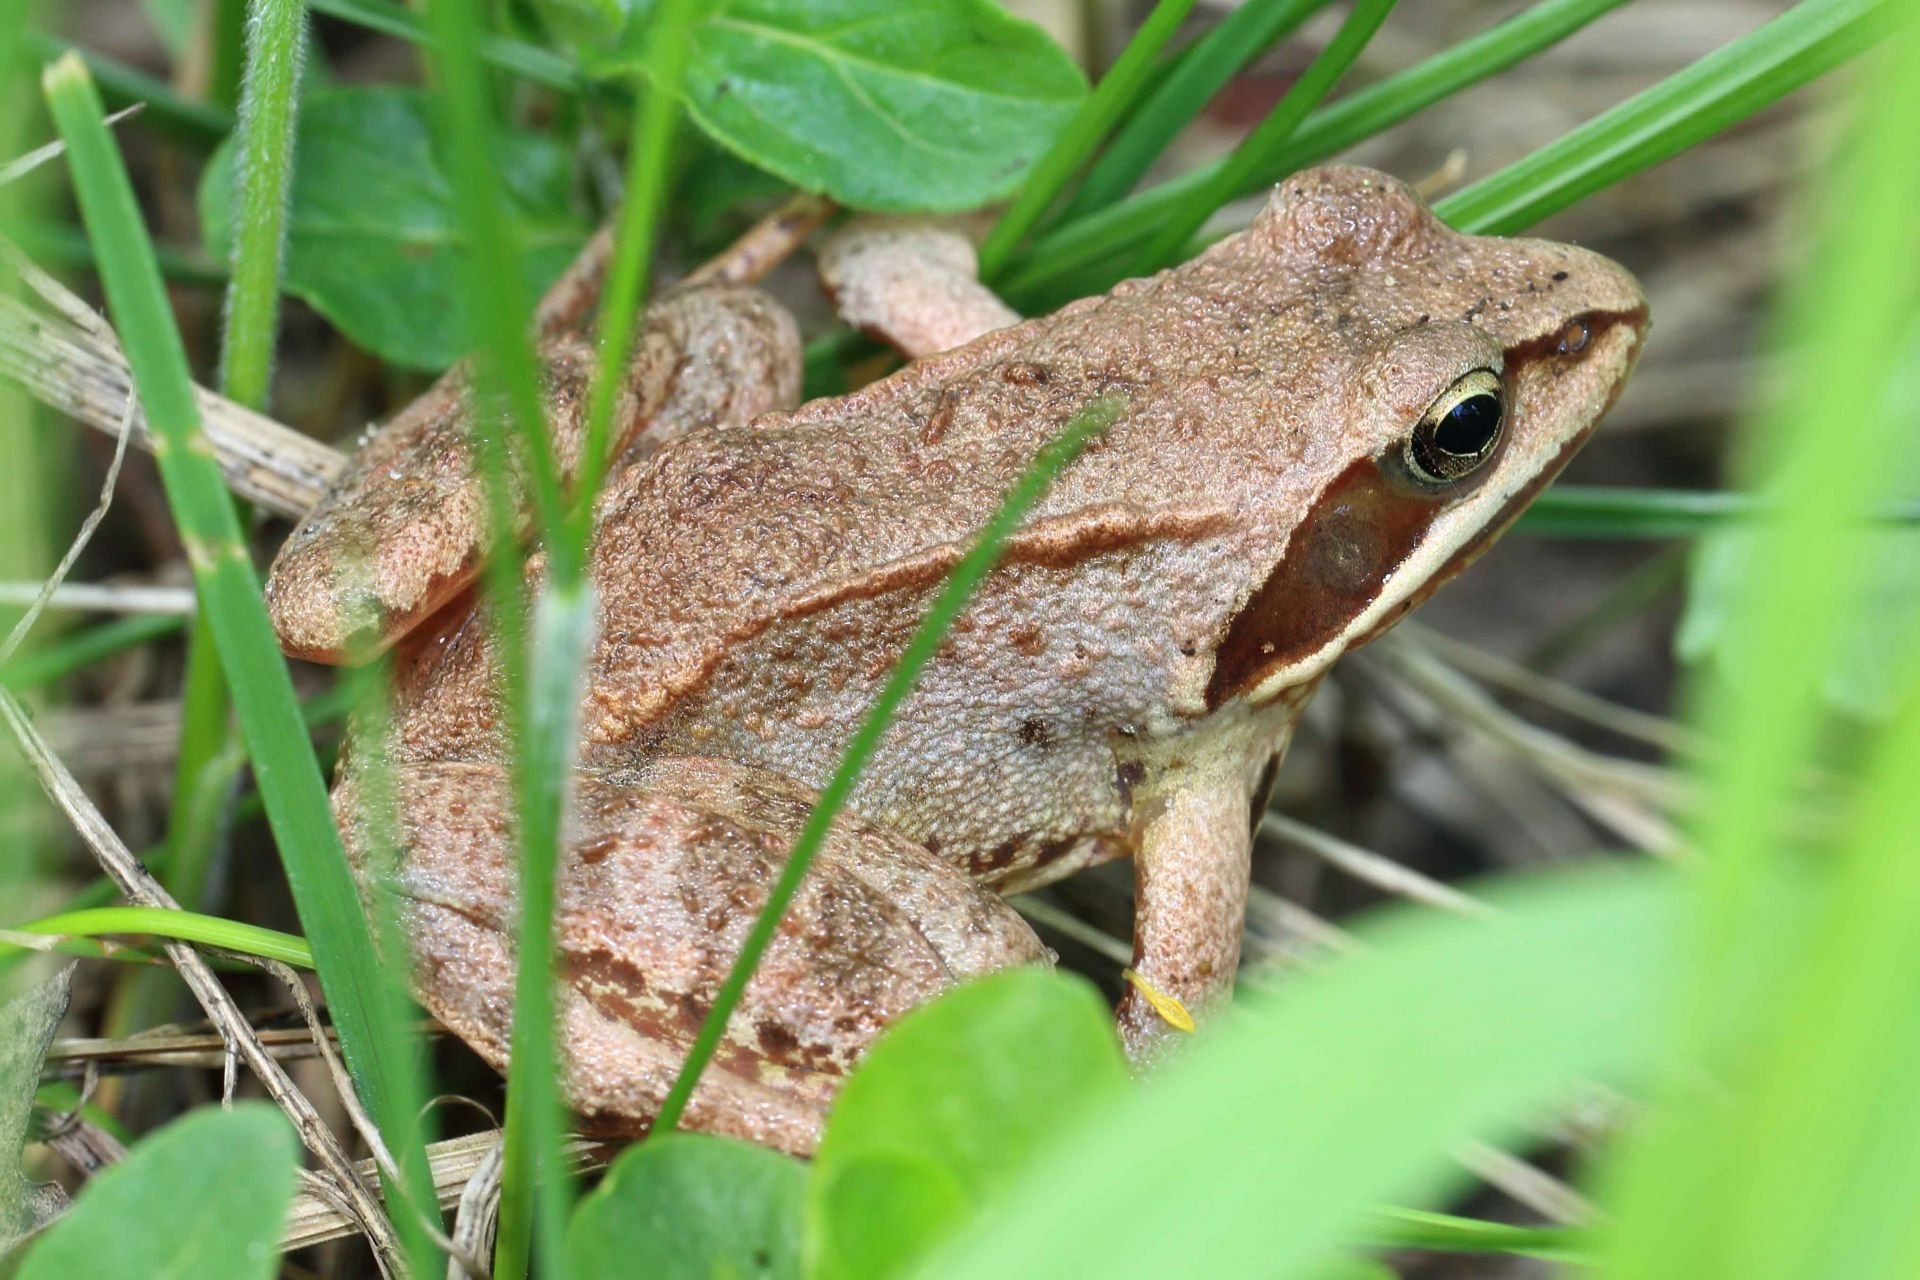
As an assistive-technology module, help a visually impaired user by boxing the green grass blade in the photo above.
[306,0,584,92]
[4,906,314,968]
[570,0,695,540]
[1132,0,1396,276]
[993,0,1674,302]
[1597,9,1920,1277]
[41,51,427,1262]
[1363,1209,1588,1263]
[1519,486,1920,538]
[653,394,1125,1134]
[1435,0,1895,235]
[215,0,303,412]
[419,1,594,1271]
[976,0,1199,278]
[0,613,184,691]
[1060,0,1330,223]
[18,32,234,144]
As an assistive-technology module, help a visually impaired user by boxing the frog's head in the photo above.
[1197,165,1648,709]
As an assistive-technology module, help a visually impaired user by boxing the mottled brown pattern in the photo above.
[271,167,1647,1145]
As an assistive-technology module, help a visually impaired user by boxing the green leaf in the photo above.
[198,86,588,371]
[809,968,1130,1279]
[567,1133,805,1280]
[604,0,1087,212]
[1676,336,1920,721]
[1,967,71,1257]
[18,1103,297,1280]
[915,865,1712,1280]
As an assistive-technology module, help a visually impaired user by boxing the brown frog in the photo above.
[265,166,1647,1155]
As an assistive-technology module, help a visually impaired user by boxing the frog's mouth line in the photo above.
[1225,303,1648,709]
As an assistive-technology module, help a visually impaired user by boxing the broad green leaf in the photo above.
[18,1103,297,1280]
[600,0,1087,211]
[1676,336,1920,720]
[567,1132,805,1280]
[916,865,1713,1280]
[809,968,1130,1279]
[0,967,71,1257]
[198,86,588,371]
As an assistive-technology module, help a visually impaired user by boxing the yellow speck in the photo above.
[1122,968,1194,1033]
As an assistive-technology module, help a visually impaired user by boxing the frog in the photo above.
[264,165,1647,1156]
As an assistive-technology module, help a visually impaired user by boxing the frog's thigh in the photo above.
[817,216,1021,359]
[341,755,1045,1157]
[265,286,799,663]
[1118,772,1256,1061]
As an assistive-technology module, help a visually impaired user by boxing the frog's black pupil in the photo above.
[1435,394,1501,457]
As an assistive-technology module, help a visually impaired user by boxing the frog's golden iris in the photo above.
[1405,368,1505,484]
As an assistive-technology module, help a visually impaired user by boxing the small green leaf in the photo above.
[18,1103,297,1280]
[1,967,72,1256]
[198,86,588,371]
[567,1132,805,1280]
[600,0,1087,212]
[809,968,1130,1279]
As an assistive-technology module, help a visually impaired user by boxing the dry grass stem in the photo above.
[0,581,195,614]
[1259,813,1495,918]
[1404,622,1698,757]
[1367,633,1685,853]
[0,690,404,1272]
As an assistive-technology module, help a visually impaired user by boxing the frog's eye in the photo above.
[1405,369,1504,485]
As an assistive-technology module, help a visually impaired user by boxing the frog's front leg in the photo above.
[818,217,1019,358]
[266,285,800,663]
[337,755,1047,1156]
[1116,764,1265,1061]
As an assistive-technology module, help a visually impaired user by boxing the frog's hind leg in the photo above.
[264,284,800,664]
[818,217,1021,358]
[337,755,1047,1156]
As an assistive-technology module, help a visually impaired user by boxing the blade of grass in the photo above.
[1362,1208,1588,1263]
[4,906,313,968]
[1598,9,1920,1277]
[1435,0,1894,235]
[1132,0,1396,276]
[1521,486,1920,538]
[9,219,227,285]
[975,0,1199,278]
[569,0,695,538]
[41,52,425,1262]
[18,32,234,144]
[206,0,246,113]
[307,0,583,93]
[421,1,596,1273]
[1059,0,1330,222]
[143,0,313,954]
[0,613,183,690]
[993,0,1653,303]
[653,393,1124,1134]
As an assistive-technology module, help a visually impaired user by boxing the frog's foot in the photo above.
[1116,771,1257,1063]
[335,755,1047,1156]
[817,216,1020,359]
[265,285,800,664]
